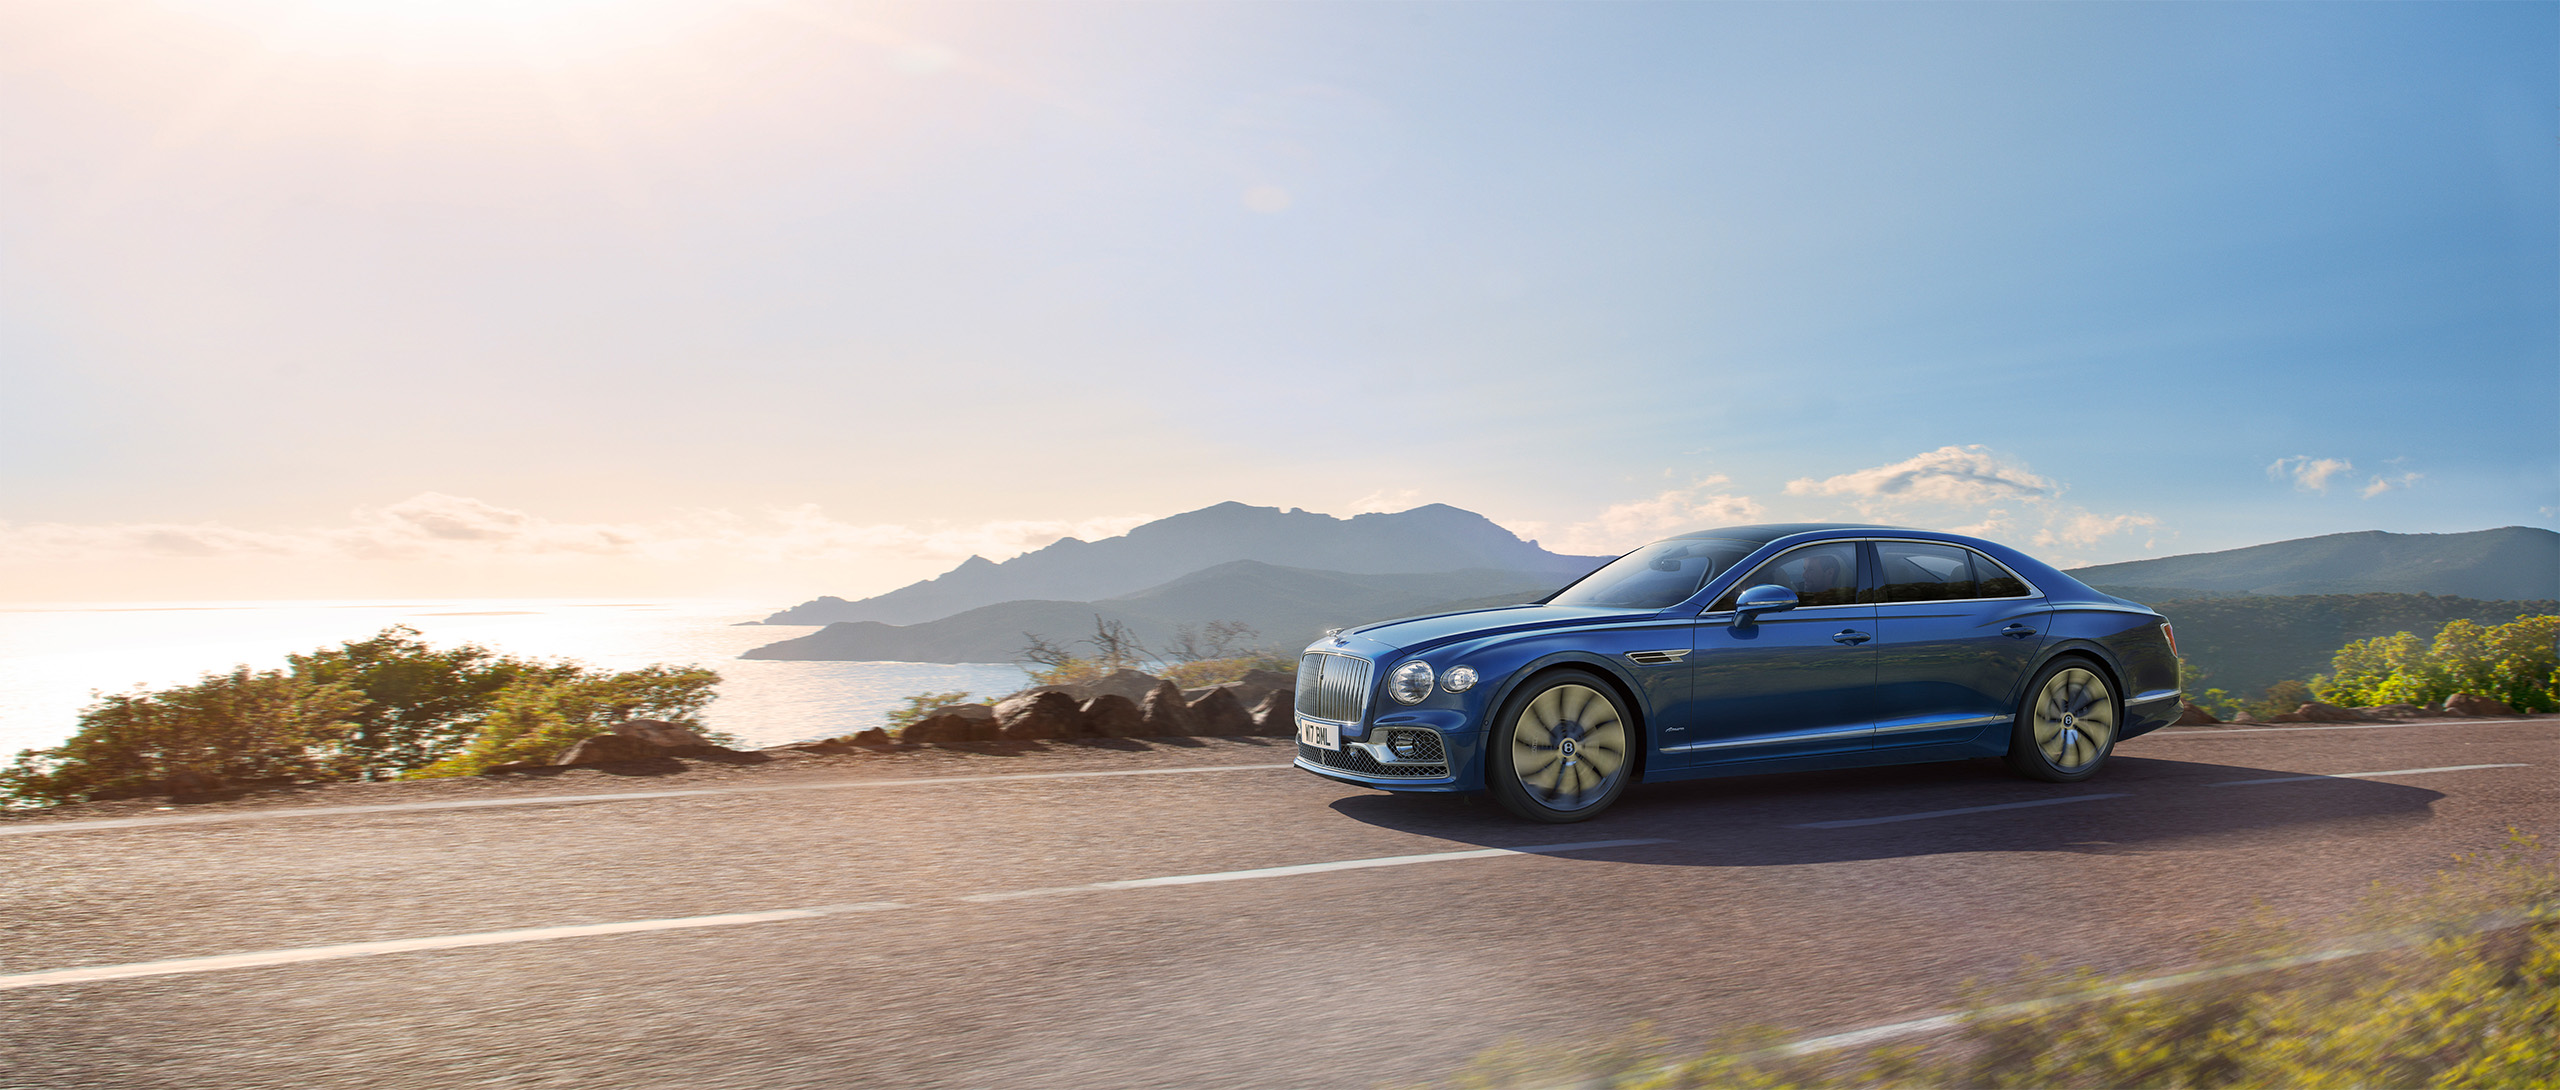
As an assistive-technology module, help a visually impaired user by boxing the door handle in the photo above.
[2001,624,2039,639]
[1832,629,1871,646]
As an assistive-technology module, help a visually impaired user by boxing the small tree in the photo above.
[409,664,723,778]
[285,626,563,780]
[2313,615,2558,712]
[1,668,368,804]
[1165,620,1259,664]
[1086,615,1151,675]
[884,690,975,731]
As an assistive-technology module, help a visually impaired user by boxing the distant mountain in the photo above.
[2151,593,2558,699]
[2065,527,2559,600]
[742,561,1572,663]
[759,501,1608,626]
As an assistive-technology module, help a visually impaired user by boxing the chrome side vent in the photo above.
[1295,652,1373,724]
[1625,649,1691,666]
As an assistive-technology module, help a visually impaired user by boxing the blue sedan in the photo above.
[1293,524,2182,822]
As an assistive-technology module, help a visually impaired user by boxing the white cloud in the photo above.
[2032,510,2161,549]
[1532,477,1766,555]
[2361,471,2422,499]
[1347,489,1422,514]
[2268,455,2356,494]
[1785,445,2054,506]
[0,493,1156,570]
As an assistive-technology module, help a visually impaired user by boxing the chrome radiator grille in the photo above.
[1295,651,1372,724]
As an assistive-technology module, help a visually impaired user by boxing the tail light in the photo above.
[2161,622,2178,657]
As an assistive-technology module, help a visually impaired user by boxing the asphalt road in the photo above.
[2,719,2551,1089]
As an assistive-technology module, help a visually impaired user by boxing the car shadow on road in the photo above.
[1322,755,2447,868]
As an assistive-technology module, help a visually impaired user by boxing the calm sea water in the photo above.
[0,599,1031,758]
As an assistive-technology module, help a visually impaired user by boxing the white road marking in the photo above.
[2155,718,2549,736]
[957,839,1671,903]
[0,902,908,992]
[0,841,1666,990]
[1791,794,2129,829]
[2207,763,2529,787]
[0,763,1297,838]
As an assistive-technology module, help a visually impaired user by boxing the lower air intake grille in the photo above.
[1298,739,1449,779]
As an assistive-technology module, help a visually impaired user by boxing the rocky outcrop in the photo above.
[997,691,1087,740]
[2290,702,2369,723]
[1248,690,1295,736]
[1080,694,1147,738]
[900,704,997,744]
[553,720,734,766]
[1224,669,1296,709]
[2173,701,2221,726]
[2443,693,2517,717]
[2360,703,2440,719]
[1185,687,1257,736]
[1139,681,1197,737]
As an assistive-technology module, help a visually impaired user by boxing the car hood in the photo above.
[1340,604,1652,657]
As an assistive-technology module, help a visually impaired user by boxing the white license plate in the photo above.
[1296,717,1339,750]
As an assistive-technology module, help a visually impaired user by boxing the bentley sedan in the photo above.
[1293,524,2181,822]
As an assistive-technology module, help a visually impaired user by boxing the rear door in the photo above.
[1866,540,2051,748]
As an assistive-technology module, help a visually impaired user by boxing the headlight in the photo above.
[1388,660,1434,704]
[1442,665,1478,693]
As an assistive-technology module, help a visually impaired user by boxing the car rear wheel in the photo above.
[2006,659,2118,782]
[1487,670,1634,822]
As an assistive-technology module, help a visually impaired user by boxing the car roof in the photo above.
[1664,522,1909,547]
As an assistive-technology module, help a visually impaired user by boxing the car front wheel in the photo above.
[2006,659,2119,782]
[1487,670,1634,822]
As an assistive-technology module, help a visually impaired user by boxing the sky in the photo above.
[0,0,2552,603]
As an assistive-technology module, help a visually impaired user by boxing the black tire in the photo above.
[1486,669,1635,822]
[2005,658,2120,783]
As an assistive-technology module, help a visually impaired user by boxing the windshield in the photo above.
[1547,538,1762,609]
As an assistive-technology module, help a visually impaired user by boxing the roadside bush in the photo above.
[286,626,566,779]
[1158,653,1297,688]
[884,690,975,731]
[1412,835,2560,1089]
[0,668,369,805]
[2315,614,2559,712]
[408,664,724,777]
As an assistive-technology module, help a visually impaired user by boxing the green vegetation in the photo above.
[1417,836,2560,1089]
[1,627,723,806]
[2315,615,2558,714]
[1016,615,1290,689]
[2157,593,2556,706]
[883,690,976,731]
[408,664,722,778]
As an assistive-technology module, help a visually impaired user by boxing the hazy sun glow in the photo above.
[154,0,733,62]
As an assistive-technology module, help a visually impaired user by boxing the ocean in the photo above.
[0,599,1032,759]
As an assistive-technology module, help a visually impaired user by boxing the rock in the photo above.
[2443,693,2516,718]
[610,719,712,748]
[2289,702,2367,723]
[1185,686,1257,736]
[1080,694,1147,738]
[1226,668,1297,708]
[2229,710,2262,724]
[930,703,996,722]
[849,727,890,745]
[900,712,982,745]
[2360,703,2437,719]
[997,690,1086,740]
[1248,690,1295,736]
[2264,710,2309,723]
[1139,681,1197,737]
[1083,669,1166,705]
[555,733,669,766]
[2173,701,2220,726]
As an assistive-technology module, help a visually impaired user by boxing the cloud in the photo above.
[2268,455,2356,494]
[1785,445,2054,506]
[1529,478,1766,554]
[1347,489,1421,514]
[2032,510,2161,549]
[2361,471,2422,499]
[0,493,1158,570]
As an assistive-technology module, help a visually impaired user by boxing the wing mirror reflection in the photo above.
[1733,584,1800,616]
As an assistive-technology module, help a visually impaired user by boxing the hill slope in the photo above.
[742,561,1569,663]
[2065,527,2558,600]
[759,502,1607,627]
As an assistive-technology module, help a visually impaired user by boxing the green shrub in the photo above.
[0,668,369,805]
[408,664,723,777]
[2315,614,2558,712]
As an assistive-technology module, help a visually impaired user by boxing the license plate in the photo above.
[1296,717,1340,750]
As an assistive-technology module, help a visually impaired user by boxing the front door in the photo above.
[1677,540,1878,764]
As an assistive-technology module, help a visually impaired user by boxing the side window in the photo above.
[1711,542,1861,610]
[1873,541,1978,603]
[1969,549,2032,598]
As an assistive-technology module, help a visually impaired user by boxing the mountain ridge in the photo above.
[2063,526,2557,600]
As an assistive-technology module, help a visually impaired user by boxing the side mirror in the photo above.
[1733,584,1800,616]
